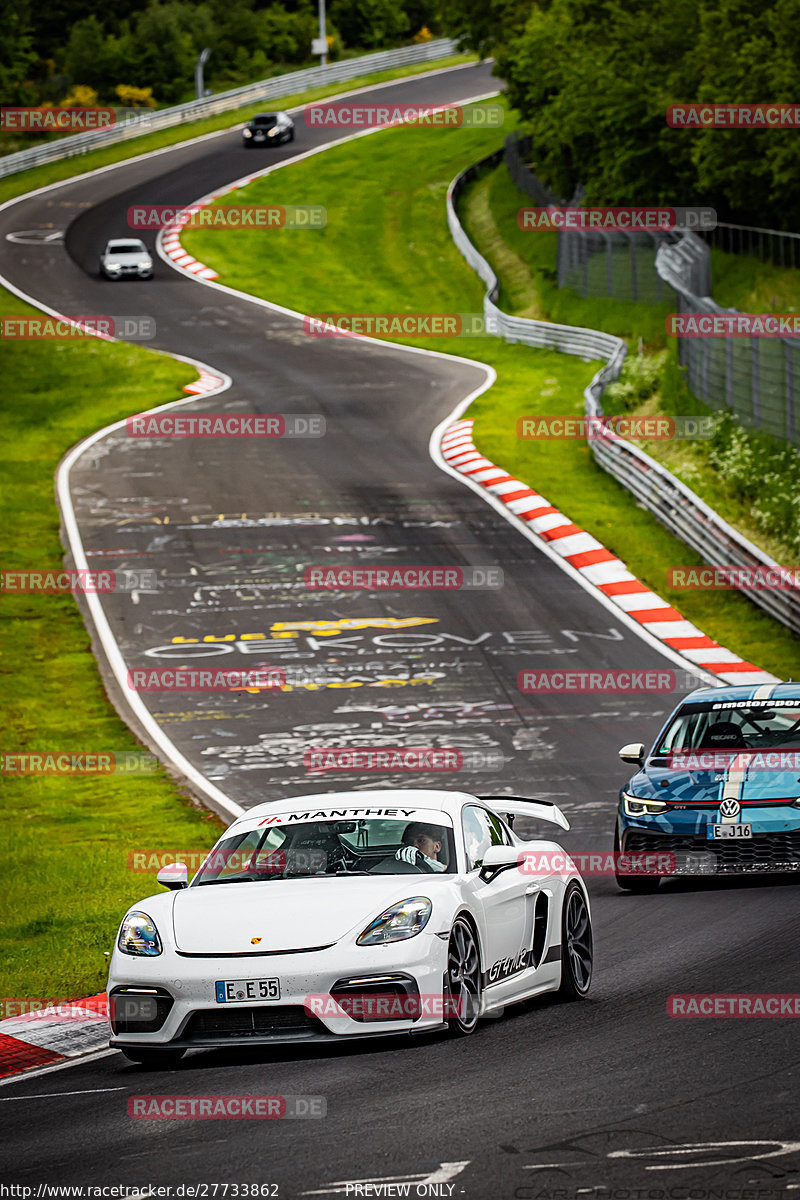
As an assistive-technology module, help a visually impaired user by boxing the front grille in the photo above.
[624,830,800,873]
[183,1006,320,1040]
[109,987,173,1034]
[330,976,419,1022]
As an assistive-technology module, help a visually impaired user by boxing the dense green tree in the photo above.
[0,0,37,103]
[436,0,800,227]
[330,0,409,49]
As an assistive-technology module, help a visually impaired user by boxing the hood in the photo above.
[169,876,439,954]
[629,760,800,807]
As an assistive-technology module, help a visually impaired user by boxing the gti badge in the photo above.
[719,798,741,818]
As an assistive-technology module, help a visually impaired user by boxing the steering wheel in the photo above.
[326,840,361,874]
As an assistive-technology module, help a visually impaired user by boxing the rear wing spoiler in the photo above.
[478,795,570,832]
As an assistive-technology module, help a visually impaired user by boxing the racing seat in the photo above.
[703,721,747,748]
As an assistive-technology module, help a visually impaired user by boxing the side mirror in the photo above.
[618,742,645,766]
[157,862,188,890]
[479,844,520,882]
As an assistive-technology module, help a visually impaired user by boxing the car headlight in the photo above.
[622,791,667,816]
[357,897,431,945]
[243,129,252,137]
[105,263,121,271]
[138,261,151,269]
[118,911,162,956]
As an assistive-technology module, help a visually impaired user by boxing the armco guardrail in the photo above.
[447,153,800,636]
[0,39,459,180]
[448,152,626,365]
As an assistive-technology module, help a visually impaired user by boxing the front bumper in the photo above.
[103,265,152,278]
[108,935,448,1050]
[620,825,800,875]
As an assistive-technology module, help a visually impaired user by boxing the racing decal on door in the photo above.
[484,949,531,986]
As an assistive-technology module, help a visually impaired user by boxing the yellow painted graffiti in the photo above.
[171,617,438,644]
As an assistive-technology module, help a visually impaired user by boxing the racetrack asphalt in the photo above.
[1,61,798,1196]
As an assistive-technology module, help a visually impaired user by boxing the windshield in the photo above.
[654,699,800,755]
[252,115,278,127]
[192,817,456,885]
[108,242,146,255]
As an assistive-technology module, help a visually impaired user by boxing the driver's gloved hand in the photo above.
[395,846,446,872]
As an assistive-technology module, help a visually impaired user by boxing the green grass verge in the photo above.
[180,104,800,679]
[1,288,225,997]
[460,166,674,347]
[0,54,475,207]
[710,246,800,313]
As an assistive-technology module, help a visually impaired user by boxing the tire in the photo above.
[288,129,295,142]
[120,1047,185,1068]
[558,882,593,999]
[614,828,661,892]
[445,916,481,1036]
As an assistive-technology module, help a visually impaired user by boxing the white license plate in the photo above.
[215,978,280,1003]
[708,824,752,839]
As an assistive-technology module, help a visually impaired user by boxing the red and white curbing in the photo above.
[440,419,776,687]
[160,183,260,283]
[183,367,228,396]
[161,227,218,280]
[0,995,109,1079]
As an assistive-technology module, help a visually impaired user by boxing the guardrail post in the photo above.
[787,342,796,443]
[751,338,761,428]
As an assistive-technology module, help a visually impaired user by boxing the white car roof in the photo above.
[106,239,146,250]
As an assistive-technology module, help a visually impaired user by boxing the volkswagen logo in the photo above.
[719,798,741,818]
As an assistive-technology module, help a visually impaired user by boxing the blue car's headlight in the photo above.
[623,792,668,816]
[357,897,431,945]
[118,911,162,956]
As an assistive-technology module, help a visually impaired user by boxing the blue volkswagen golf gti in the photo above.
[614,682,800,891]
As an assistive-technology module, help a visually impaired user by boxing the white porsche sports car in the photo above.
[108,789,593,1066]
